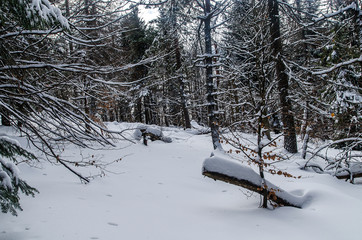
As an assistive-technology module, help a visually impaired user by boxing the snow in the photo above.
[202,152,307,208]
[132,125,173,143]
[1,123,362,240]
[203,152,262,186]
[0,136,22,186]
[1,160,20,185]
[313,55,362,75]
[0,136,21,148]
[139,6,159,23]
[0,169,13,190]
[311,2,358,23]
[27,0,69,29]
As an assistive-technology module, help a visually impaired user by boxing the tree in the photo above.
[0,0,67,215]
[267,0,298,153]
[149,0,192,128]
[221,0,284,207]
[0,0,137,214]
[195,0,230,150]
[222,0,276,136]
[315,0,361,141]
[118,7,156,124]
[273,0,362,177]
[0,137,38,216]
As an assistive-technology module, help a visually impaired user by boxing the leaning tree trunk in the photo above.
[268,0,298,153]
[204,0,221,150]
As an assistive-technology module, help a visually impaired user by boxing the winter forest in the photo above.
[1,0,362,239]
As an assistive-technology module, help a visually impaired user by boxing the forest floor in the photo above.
[1,122,362,240]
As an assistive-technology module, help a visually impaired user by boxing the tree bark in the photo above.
[65,0,73,53]
[175,40,191,129]
[169,0,191,129]
[204,0,221,150]
[336,172,362,182]
[257,109,268,208]
[144,95,152,124]
[202,170,303,208]
[301,126,310,159]
[268,0,298,153]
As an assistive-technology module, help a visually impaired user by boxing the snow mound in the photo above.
[133,125,172,143]
[187,120,210,134]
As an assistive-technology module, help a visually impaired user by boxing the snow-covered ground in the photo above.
[1,122,362,240]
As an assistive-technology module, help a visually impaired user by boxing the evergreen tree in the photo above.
[222,0,275,133]
[284,0,361,142]
[222,0,297,153]
[316,0,361,141]
[0,137,38,216]
[119,7,156,124]
[146,0,192,128]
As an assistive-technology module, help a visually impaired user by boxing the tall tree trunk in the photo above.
[268,0,298,153]
[204,0,221,150]
[352,1,361,52]
[144,95,152,124]
[257,106,268,208]
[135,98,143,123]
[175,38,191,129]
[167,0,191,129]
[65,0,73,53]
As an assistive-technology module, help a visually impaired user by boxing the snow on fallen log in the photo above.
[202,155,306,208]
[335,163,362,181]
[133,125,172,146]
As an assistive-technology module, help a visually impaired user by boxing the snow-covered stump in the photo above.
[202,155,305,208]
[134,126,172,146]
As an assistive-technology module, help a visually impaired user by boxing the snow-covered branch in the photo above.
[312,56,362,75]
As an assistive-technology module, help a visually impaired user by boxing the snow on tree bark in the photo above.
[202,154,306,208]
[203,0,222,150]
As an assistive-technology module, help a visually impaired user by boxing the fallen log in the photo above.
[335,169,362,183]
[304,159,362,183]
[202,155,305,208]
[336,172,362,180]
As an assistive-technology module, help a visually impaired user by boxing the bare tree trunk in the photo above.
[300,101,309,140]
[168,0,191,129]
[352,0,361,51]
[204,0,221,150]
[144,95,152,124]
[65,0,73,53]
[268,0,298,153]
[175,39,191,129]
[257,109,268,208]
[301,126,311,159]
[136,98,143,123]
